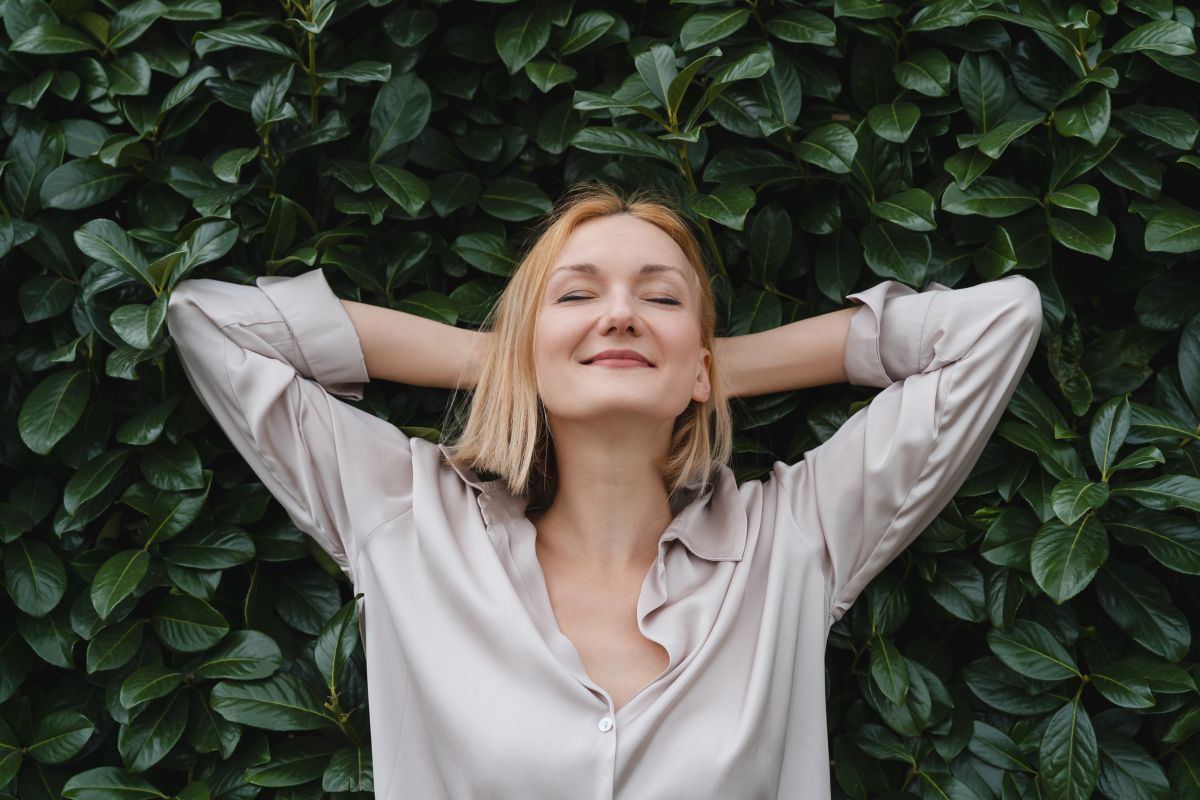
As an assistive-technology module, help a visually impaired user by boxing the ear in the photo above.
[693,347,712,404]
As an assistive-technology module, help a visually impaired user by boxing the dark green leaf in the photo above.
[893,48,951,96]
[794,123,858,174]
[689,183,757,231]
[1095,562,1191,661]
[10,23,100,54]
[27,710,94,764]
[1049,212,1115,259]
[1145,208,1200,253]
[4,539,67,617]
[1038,697,1099,800]
[119,666,183,709]
[62,766,161,800]
[324,746,373,791]
[91,549,150,620]
[152,595,228,652]
[1048,184,1100,215]
[18,369,90,455]
[210,673,335,731]
[941,177,1038,218]
[867,101,921,144]
[496,8,554,73]
[1111,20,1197,56]
[315,598,361,693]
[679,9,751,51]
[869,637,909,704]
[987,618,1080,681]
[869,188,937,231]
[368,73,431,163]
[117,691,188,772]
[1031,517,1109,603]
[764,10,836,47]
[190,629,282,680]
[245,738,339,787]
[860,222,930,284]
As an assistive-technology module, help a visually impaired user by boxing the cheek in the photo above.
[531,327,572,373]
[666,326,703,355]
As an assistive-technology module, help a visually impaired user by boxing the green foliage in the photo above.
[1,0,1200,797]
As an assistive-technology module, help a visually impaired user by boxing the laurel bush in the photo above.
[3,0,1200,798]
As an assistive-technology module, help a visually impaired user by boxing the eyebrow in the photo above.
[549,263,689,282]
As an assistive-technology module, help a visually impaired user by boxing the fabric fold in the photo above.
[256,269,370,399]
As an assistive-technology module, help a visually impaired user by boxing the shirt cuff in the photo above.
[844,279,949,388]
[255,269,369,400]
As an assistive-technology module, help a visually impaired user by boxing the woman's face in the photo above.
[533,214,711,431]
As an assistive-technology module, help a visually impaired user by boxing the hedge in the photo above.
[3,0,1200,797]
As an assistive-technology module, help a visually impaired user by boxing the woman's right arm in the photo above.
[339,299,486,390]
[166,268,449,582]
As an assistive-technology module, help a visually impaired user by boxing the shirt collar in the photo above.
[437,444,746,562]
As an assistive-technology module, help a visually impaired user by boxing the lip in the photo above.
[582,349,654,367]
[587,358,652,368]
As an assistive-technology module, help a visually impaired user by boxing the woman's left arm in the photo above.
[714,304,860,398]
[753,275,1044,625]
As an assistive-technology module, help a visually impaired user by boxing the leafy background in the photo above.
[2,0,1200,797]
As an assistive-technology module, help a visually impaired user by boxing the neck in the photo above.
[530,421,676,577]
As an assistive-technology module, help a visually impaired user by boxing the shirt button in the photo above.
[598,716,613,732]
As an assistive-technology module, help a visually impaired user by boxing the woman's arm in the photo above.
[339,299,486,390]
[769,276,1043,623]
[167,270,415,581]
[714,305,861,398]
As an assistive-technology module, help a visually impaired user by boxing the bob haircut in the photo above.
[440,181,733,509]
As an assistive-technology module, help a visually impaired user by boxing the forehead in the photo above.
[549,215,695,287]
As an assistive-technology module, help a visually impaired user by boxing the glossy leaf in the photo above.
[210,673,336,731]
[1038,697,1099,800]
[1031,517,1109,603]
[987,618,1080,681]
[18,369,90,455]
[91,549,150,620]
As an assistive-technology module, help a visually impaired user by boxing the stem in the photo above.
[1043,199,1054,270]
[768,286,804,306]
[307,16,318,129]
[676,143,728,278]
[325,687,363,747]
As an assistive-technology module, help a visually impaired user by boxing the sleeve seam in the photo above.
[774,473,835,626]
[254,289,317,380]
[357,505,416,554]
[916,290,938,373]
[220,335,314,524]
[831,336,966,612]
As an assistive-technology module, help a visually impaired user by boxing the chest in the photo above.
[540,566,670,712]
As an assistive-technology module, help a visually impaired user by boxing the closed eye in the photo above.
[557,294,681,305]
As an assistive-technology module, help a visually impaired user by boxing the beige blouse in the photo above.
[166,268,1043,799]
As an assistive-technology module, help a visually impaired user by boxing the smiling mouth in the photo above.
[582,351,655,366]
[586,358,654,368]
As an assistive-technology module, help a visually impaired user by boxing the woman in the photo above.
[166,182,1043,799]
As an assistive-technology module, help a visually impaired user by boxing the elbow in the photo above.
[1008,277,1044,368]
[165,279,219,342]
[165,280,197,339]
[1002,274,1044,340]
[1019,278,1044,338]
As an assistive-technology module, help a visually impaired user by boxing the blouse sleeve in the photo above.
[769,274,1043,625]
[165,268,415,583]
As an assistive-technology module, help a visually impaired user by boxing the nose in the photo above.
[597,291,641,335]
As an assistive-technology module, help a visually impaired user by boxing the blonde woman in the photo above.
[166,182,1043,799]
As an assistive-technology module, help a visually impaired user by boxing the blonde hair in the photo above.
[439,181,733,508]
